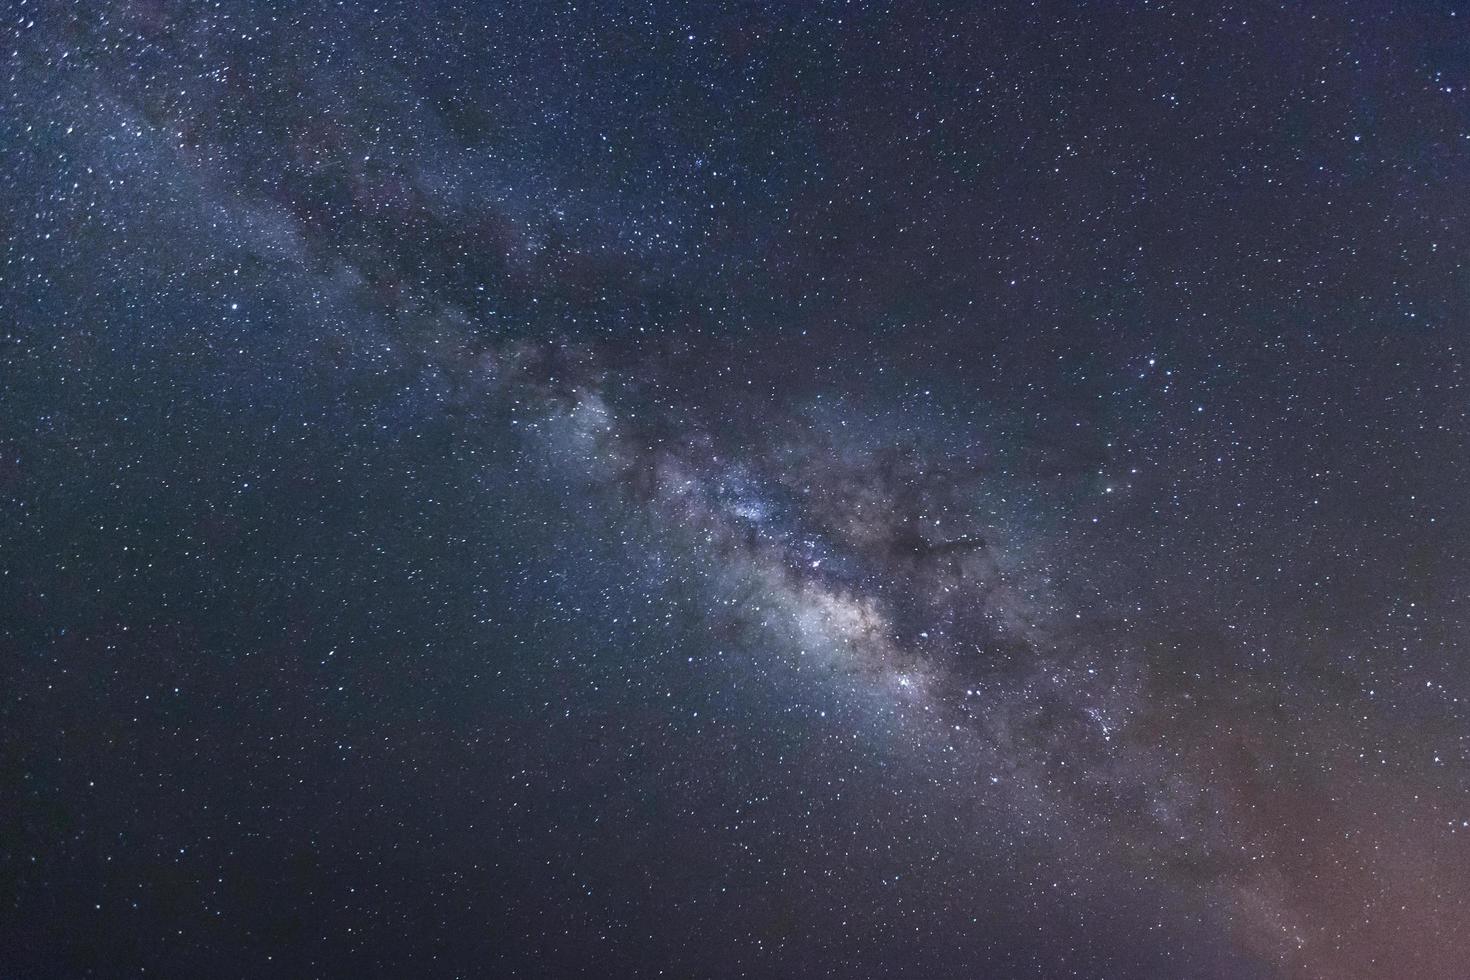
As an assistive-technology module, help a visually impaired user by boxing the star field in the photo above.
[4,2,1470,978]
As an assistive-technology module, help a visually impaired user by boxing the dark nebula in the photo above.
[4,3,1470,978]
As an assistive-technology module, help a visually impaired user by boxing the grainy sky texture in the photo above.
[4,2,1470,978]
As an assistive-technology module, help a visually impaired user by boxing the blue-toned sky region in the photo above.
[4,3,1470,978]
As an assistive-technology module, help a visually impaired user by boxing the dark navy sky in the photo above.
[4,2,1470,978]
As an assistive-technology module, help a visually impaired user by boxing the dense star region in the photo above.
[4,2,1470,978]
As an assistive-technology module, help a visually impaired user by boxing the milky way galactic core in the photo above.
[4,3,1470,978]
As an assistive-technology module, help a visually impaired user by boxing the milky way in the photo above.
[5,3,1470,978]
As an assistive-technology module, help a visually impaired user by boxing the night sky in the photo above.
[4,2,1470,978]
